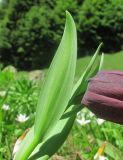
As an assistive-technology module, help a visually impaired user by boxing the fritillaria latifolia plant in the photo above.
[13,11,104,160]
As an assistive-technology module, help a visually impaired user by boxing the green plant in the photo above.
[13,12,104,160]
[3,8,123,160]
[7,78,38,115]
[0,77,38,160]
[0,67,15,90]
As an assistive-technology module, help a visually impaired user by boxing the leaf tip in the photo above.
[98,42,103,50]
[65,10,71,16]
[65,10,74,24]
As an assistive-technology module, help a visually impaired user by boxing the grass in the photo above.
[76,51,123,78]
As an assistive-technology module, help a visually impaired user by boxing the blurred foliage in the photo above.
[0,66,15,90]
[0,0,123,69]
[78,0,123,55]
[7,78,38,116]
[0,78,38,160]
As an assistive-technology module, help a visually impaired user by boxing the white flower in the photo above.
[16,114,29,122]
[89,112,95,118]
[77,111,85,119]
[94,155,108,160]
[76,118,91,126]
[99,156,108,160]
[0,91,6,97]
[97,118,105,125]
[2,104,10,110]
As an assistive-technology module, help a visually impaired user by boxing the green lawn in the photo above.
[32,50,123,80]
[76,51,123,78]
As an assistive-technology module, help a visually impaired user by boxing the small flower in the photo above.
[96,118,105,125]
[89,112,95,118]
[76,118,91,126]
[2,104,10,110]
[82,71,123,124]
[0,91,6,97]
[16,114,29,122]
[95,155,108,160]
[77,111,85,118]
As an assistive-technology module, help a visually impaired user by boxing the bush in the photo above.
[0,0,80,69]
[78,0,123,55]
[0,0,123,69]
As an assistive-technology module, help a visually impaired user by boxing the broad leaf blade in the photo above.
[34,11,77,141]
[14,11,77,160]
[14,105,80,160]
[29,105,79,160]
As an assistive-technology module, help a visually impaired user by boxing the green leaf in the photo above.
[14,11,77,160]
[98,52,104,71]
[85,52,104,84]
[13,105,83,160]
[61,104,83,119]
[34,11,77,140]
[69,43,103,105]
[29,105,78,160]
[14,105,81,160]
